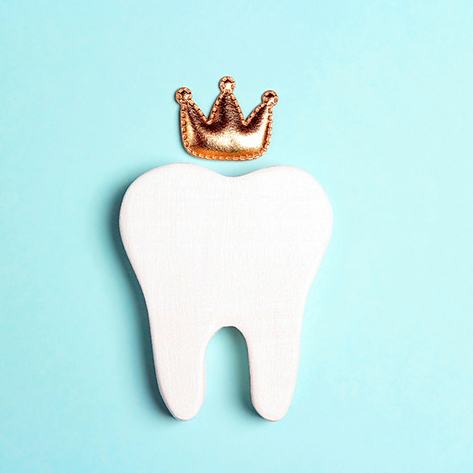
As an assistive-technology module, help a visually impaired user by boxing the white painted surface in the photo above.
[119,164,333,420]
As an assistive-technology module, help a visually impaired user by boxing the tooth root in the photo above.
[241,314,302,421]
[150,317,208,421]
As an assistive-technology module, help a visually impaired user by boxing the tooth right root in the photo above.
[243,320,302,421]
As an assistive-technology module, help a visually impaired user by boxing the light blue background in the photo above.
[1,1,472,471]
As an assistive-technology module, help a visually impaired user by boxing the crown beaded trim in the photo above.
[176,76,278,161]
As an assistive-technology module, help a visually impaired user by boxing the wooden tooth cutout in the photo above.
[119,164,333,420]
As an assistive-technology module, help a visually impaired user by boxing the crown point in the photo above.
[262,90,278,106]
[219,76,236,93]
[176,87,192,104]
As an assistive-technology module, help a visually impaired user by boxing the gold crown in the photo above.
[176,76,278,161]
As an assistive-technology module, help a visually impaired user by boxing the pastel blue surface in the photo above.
[1,1,472,471]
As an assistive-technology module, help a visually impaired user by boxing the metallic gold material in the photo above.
[176,76,278,161]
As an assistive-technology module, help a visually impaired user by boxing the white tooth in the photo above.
[119,163,332,421]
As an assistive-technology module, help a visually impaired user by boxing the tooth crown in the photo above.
[176,77,278,161]
[119,164,332,421]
